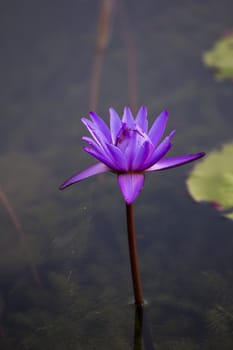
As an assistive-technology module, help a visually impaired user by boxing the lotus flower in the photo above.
[60,107,205,204]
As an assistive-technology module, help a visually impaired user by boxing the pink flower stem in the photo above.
[126,203,144,305]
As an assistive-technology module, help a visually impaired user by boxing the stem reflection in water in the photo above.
[134,305,155,350]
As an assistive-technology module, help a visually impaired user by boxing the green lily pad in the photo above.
[186,142,233,220]
[203,34,233,80]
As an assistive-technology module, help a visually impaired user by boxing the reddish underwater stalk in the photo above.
[126,203,144,305]
[89,0,115,110]
[0,188,42,288]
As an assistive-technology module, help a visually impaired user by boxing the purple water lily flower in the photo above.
[60,107,205,204]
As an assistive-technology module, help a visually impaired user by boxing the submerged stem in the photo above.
[126,203,144,305]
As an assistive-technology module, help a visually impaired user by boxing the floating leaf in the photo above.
[186,142,233,220]
[203,34,233,80]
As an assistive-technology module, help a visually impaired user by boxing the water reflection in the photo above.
[0,188,42,288]
[89,0,116,110]
[89,0,138,112]
[134,306,155,350]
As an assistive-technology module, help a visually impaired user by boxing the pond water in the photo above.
[0,0,233,349]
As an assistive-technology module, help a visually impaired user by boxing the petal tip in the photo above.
[118,173,145,204]
[159,109,169,120]
[169,130,176,138]
[139,105,147,114]
[197,151,206,159]
[59,181,70,190]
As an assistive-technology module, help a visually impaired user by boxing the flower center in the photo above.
[115,123,145,147]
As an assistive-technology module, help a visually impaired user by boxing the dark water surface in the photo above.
[1,0,233,349]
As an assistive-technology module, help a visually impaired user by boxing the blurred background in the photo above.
[0,0,233,349]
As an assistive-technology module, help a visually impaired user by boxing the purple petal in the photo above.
[142,133,173,170]
[81,118,109,150]
[122,107,135,127]
[82,136,101,152]
[109,107,122,144]
[135,106,148,132]
[146,152,205,171]
[83,146,115,169]
[89,111,111,142]
[124,130,138,170]
[148,110,168,147]
[132,140,152,170]
[105,143,128,171]
[59,163,110,189]
[117,173,145,204]
[82,137,113,163]
[81,118,104,145]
